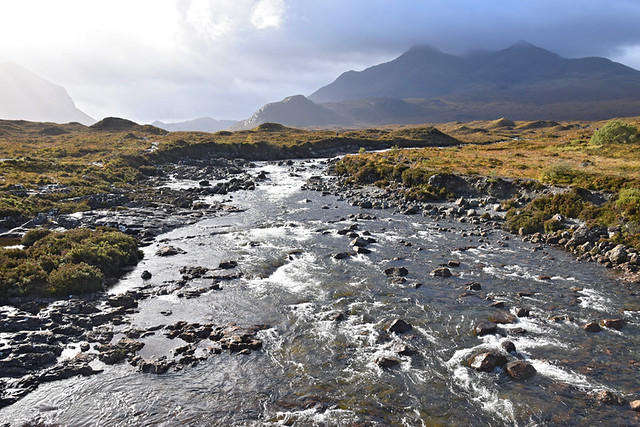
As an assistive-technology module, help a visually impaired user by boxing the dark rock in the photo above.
[516,308,530,317]
[583,322,601,332]
[350,237,369,247]
[140,359,172,374]
[374,356,401,368]
[470,352,507,372]
[385,319,412,334]
[595,390,627,406]
[384,267,408,277]
[218,260,238,270]
[156,245,185,257]
[601,318,625,330]
[501,340,516,353]
[431,267,452,278]
[354,246,371,255]
[391,343,417,356]
[447,260,460,267]
[475,322,497,336]
[490,301,505,309]
[106,294,138,309]
[466,282,482,291]
[333,252,350,260]
[505,361,536,380]
[488,312,517,324]
[141,270,152,280]
[18,301,40,315]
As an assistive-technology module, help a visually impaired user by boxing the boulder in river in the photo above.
[470,352,507,372]
[385,319,413,334]
[583,322,601,332]
[218,260,238,270]
[601,318,625,330]
[431,267,452,278]
[141,270,152,280]
[350,237,369,247]
[595,390,627,406]
[384,267,408,277]
[630,400,640,411]
[501,340,516,353]
[505,361,536,380]
[156,245,186,257]
[475,321,497,336]
[374,356,401,368]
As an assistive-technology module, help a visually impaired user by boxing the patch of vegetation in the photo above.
[590,120,638,145]
[0,227,142,300]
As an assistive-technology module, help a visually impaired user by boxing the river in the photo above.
[1,159,639,426]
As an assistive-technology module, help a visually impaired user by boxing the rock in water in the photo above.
[475,321,497,336]
[141,270,152,280]
[385,319,412,334]
[505,361,536,380]
[470,352,507,372]
[601,318,625,330]
[374,356,401,368]
[583,322,601,332]
[431,267,452,278]
[384,267,408,277]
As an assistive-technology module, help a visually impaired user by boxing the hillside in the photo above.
[152,117,237,133]
[306,42,640,124]
[0,63,94,125]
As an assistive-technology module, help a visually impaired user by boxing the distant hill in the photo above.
[0,63,94,125]
[152,117,237,133]
[307,41,640,124]
[230,95,352,130]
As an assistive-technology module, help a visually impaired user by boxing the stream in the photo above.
[1,159,639,426]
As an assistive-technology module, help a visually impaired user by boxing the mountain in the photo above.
[308,42,640,123]
[230,95,352,130]
[0,63,94,125]
[152,117,237,133]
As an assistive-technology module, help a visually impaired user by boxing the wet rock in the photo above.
[447,260,460,267]
[431,267,452,278]
[475,321,497,336]
[583,322,601,332]
[490,301,505,309]
[141,270,152,280]
[374,356,401,368]
[140,358,172,374]
[595,390,627,406]
[323,311,347,322]
[350,237,369,247]
[608,245,628,265]
[488,312,516,324]
[630,400,640,412]
[156,245,185,257]
[18,301,40,315]
[97,339,144,365]
[516,308,530,317]
[501,340,516,353]
[470,352,507,372]
[601,318,625,330]
[385,319,412,334]
[384,267,408,277]
[505,361,536,380]
[333,252,350,260]
[106,294,138,309]
[218,260,238,270]
[391,343,417,356]
[466,282,482,291]
[354,246,371,255]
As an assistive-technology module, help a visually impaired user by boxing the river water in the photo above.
[1,159,640,426]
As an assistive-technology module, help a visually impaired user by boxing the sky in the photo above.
[1,0,640,123]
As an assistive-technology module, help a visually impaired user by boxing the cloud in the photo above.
[250,0,285,30]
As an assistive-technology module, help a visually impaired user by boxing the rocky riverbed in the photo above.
[0,157,639,425]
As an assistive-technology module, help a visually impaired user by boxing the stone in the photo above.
[218,260,238,269]
[431,267,452,278]
[516,308,530,317]
[505,361,536,380]
[601,318,625,330]
[374,356,401,368]
[630,400,640,411]
[385,319,413,334]
[595,390,626,406]
[447,260,460,267]
[106,294,138,309]
[466,282,482,291]
[156,245,185,257]
[608,244,628,264]
[501,340,516,353]
[141,270,152,280]
[470,352,507,372]
[475,322,497,336]
[140,359,172,374]
[354,246,371,255]
[384,267,408,277]
[490,301,505,309]
[488,312,516,324]
[333,252,350,260]
[583,322,601,332]
[350,237,369,247]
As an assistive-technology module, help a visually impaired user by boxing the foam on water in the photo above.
[579,287,614,312]
[246,252,323,295]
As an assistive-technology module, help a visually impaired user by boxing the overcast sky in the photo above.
[1,0,640,123]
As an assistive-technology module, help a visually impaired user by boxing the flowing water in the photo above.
[1,159,640,426]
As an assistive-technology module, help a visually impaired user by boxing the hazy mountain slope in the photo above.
[152,117,237,133]
[231,95,352,130]
[309,42,640,124]
[0,63,94,125]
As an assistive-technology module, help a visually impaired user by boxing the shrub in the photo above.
[47,262,104,296]
[590,120,638,145]
[21,227,52,248]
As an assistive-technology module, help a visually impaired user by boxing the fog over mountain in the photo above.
[0,63,94,125]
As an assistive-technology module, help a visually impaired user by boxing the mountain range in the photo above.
[152,117,237,133]
[234,41,640,129]
[0,63,94,125]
